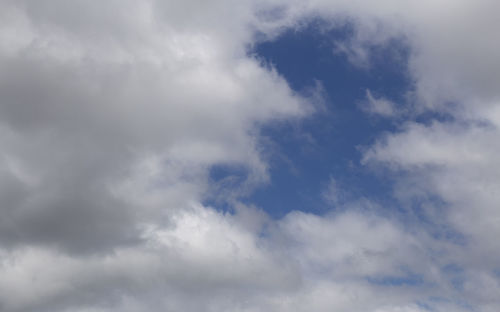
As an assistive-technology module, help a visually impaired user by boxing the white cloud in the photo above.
[0,208,441,312]
[1,0,500,311]
[0,0,309,252]
[364,120,500,274]
[361,89,397,117]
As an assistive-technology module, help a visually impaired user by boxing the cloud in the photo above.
[1,0,500,311]
[0,207,437,312]
[364,120,500,302]
[361,89,397,117]
[0,0,308,253]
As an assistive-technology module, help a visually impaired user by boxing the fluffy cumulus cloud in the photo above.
[1,0,499,311]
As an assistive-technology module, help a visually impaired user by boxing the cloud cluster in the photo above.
[1,0,500,311]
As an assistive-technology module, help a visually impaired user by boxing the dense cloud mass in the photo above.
[1,0,500,311]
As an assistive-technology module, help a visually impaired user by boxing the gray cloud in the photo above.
[1,0,500,311]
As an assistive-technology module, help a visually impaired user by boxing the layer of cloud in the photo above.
[1,0,500,311]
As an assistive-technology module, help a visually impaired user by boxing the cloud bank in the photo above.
[1,0,499,311]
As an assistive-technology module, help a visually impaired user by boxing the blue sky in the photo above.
[1,1,500,312]
[249,21,411,216]
[210,20,413,217]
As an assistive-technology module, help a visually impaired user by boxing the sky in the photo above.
[0,1,500,311]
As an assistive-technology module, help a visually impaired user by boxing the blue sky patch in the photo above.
[240,20,413,217]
